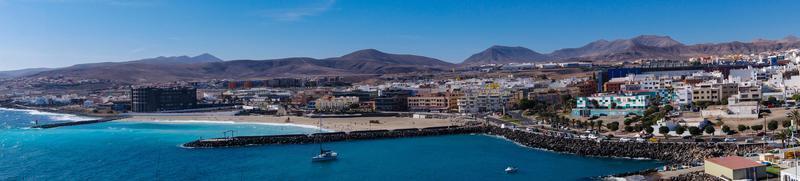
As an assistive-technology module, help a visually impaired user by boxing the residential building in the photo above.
[572,93,648,117]
[704,156,767,180]
[315,96,359,112]
[457,88,511,114]
[407,96,448,112]
[131,87,197,113]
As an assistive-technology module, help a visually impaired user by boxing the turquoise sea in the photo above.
[0,109,662,180]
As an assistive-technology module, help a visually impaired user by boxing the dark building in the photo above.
[375,88,414,111]
[131,87,197,112]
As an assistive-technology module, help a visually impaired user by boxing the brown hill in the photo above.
[464,35,800,64]
[25,50,453,83]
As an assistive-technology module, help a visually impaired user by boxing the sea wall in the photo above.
[30,116,127,129]
[183,125,767,165]
[485,127,767,164]
[182,126,484,148]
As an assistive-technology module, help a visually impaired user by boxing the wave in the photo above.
[125,119,331,132]
[0,108,96,122]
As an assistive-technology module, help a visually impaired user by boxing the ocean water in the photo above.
[0,109,662,180]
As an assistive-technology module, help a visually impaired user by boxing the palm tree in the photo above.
[776,129,789,148]
[790,110,800,131]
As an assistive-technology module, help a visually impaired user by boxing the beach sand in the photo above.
[120,115,462,132]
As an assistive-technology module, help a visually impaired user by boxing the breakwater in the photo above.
[486,126,766,164]
[183,125,767,165]
[183,126,485,148]
[31,117,125,129]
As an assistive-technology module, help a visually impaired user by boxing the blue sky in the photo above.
[0,0,798,70]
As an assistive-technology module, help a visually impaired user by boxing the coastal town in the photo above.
[5,47,800,180]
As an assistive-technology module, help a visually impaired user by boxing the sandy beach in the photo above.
[120,115,463,132]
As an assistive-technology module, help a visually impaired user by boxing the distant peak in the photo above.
[782,35,799,42]
[192,53,222,61]
[485,45,535,52]
[630,35,682,47]
[489,45,522,49]
[341,49,390,59]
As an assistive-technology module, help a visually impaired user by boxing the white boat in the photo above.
[504,166,518,173]
[312,118,338,162]
[312,149,338,162]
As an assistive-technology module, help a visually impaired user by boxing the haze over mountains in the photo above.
[6,35,800,82]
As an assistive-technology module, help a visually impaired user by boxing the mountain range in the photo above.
[7,35,800,82]
[18,49,452,83]
[463,35,800,65]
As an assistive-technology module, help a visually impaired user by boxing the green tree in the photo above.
[675,126,686,135]
[751,124,763,131]
[606,122,619,131]
[658,126,670,137]
[738,124,749,132]
[721,125,731,134]
[644,126,654,134]
[768,120,779,131]
[688,126,702,136]
[663,105,674,112]
[623,118,634,126]
[624,125,634,132]
[704,126,715,135]
[784,120,793,128]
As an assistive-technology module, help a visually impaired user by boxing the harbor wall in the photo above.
[183,125,768,165]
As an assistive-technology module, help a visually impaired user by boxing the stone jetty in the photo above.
[31,117,125,129]
[182,125,485,148]
[183,124,767,166]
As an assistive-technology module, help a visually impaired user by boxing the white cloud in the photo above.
[259,0,336,21]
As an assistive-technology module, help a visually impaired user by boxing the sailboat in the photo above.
[312,118,337,162]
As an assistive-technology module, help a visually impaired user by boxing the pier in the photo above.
[31,117,125,129]
[182,125,486,148]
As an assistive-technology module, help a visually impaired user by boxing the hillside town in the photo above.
[6,48,800,180]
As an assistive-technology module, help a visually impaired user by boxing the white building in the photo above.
[575,93,649,109]
[457,88,511,114]
[781,166,800,181]
[315,96,359,112]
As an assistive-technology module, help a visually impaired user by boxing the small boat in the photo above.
[504,166,518,173]
[312,118,338,162]
[312,149,338,162]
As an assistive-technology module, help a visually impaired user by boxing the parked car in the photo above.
[745,138,754,143]
[619,137,631,142]
[682,135,693,139]
[724,137,737,142]
[587,134,598,139]
[635,138,646,142]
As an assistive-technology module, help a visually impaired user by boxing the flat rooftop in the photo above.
[706,156,763,170]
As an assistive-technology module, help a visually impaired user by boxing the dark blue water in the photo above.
[0,109,662,180]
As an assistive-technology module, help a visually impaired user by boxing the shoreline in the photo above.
[0,104,107,120]
[119,119,331,132]
[0,107,748,179]
[121,115,461,132]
